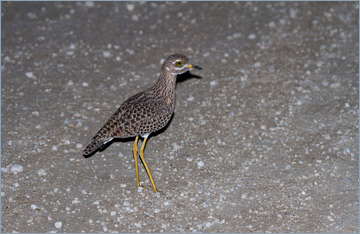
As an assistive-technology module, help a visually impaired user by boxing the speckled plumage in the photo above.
[83,54,201,192]
[83,54,201,156]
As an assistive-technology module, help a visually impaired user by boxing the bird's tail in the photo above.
[83,136,112,156]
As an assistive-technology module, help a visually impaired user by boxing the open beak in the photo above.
[186,64,202,70]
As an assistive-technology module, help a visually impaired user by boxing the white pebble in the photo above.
[137,187,144,193]
[1,167,10,173]
[72,198,80,204]
[210,81,218,87]
[30,204,37,210]
[103,51,111,58]
[187,96,194,101]
[10,164,23,174]
[253,62,261,67]
[52,145,58,151]
[76,143,83,149]
[54,221,62,228]
[197,161,204,168]
[25,72,34,78]
[82,82,89,87]
[248,33,256,39]
[66,80,74,86]
[37,169,47,176]
[126,3,135,11]
[85,1,94,7]
[330,82,340,88]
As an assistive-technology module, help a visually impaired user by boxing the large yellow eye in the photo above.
[175,60,183,67]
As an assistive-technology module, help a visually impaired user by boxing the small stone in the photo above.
[54,221,62,228]
[248,33,256,39]
[253,62,261,67]
[85,1,94,7]
[197,161,204,168]
[103,51,111,58]
[210,81,218,87]
[10,164,23,174]
[126,3,135,11]
[25,72,34,78]
[132,14,139,21]
[37,169,47,176]
[66,80,74,86]
[330,82,340,88]
[72,198,80,204]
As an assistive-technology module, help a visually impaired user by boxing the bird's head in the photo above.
[161,54,202,76]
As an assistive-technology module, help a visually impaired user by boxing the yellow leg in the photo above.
[132,136,140,188]
[139,137,157,193]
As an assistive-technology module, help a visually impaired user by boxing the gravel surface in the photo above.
[1,1,358,233]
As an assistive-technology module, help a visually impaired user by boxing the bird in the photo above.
[83,54,202,193]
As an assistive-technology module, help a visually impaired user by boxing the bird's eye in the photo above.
[175,61,183,67]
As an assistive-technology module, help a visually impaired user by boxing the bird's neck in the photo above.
[151,72,177,107]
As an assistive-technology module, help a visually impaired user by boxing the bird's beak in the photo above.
[186,64,202,70]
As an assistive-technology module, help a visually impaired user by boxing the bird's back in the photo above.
[83,89,173,156]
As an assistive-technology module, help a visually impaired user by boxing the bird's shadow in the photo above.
[83,71,202,158]
[176,70,202,83]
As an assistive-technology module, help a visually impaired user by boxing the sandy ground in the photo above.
[1,1,358,233]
